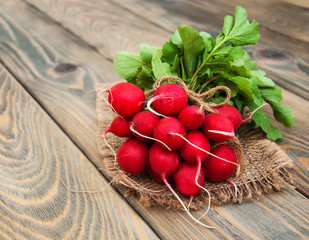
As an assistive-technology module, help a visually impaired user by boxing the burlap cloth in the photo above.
[95,82,294,210]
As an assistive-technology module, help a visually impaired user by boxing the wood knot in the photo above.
[54,63,77,73]
[260,49,286,59]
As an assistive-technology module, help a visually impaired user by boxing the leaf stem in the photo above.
[190,38,227,86]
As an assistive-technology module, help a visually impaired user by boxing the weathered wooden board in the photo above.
[0,0,308,239]
[0,65,158,239]
[128,185,309,240]
[25,0,309,101]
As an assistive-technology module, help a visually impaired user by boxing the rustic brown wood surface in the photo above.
[0,64,158,239]
[0,0,308,239]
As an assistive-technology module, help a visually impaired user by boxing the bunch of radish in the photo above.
[100,81,251,227]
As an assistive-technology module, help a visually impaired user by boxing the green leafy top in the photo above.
[113,6,295,140]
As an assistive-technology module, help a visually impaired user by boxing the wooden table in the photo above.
[0,0,308,239]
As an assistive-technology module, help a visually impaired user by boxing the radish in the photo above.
[178,106,206,130]
[215,103,268,129]
[149,143,179,176]
[153,117,186,151]
[178,131,212,217]
[179,131,210,164]
[202,144,237,182]
[203,113,235,142]
[215,105,242,130]
[148,167,173,183]
[104,116,133,138]
[116,138,149,174]
[130,111,160,142]
[174,161,205,197]
[147,83,188,117]
[149,142,212,228]
[101,82,145,119]
[103,116,133,164]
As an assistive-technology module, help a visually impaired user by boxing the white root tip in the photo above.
[129,124,172,151]
[162,176,214,229]
[227,179,238,197]
[99,88,109,94]
[118,168,164,193]
[187,196,194,210]
[195,161,211,221]
[170,133,238,166]
[146,96,168,118]
[242,102,269,123]
[207,130,235,137]
[98,89,125,120]
[103,131,117,166]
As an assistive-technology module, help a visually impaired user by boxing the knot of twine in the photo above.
[146,76,231,113]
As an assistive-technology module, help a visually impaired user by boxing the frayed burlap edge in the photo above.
[95,82,294,210]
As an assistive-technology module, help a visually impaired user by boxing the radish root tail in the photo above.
[129,124,172,151]
[98,89,125,120]
[242,102,268,123]
[103,130,117,166]
[195,160,211,221]
[207,130,235,137]
[162,175,214,229]
[146,96,168,118]
[227,178,238,197]
[120,170,165,193]
[171,133,238,166]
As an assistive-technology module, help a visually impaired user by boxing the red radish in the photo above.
[203,113,235,142]
[148,142,212,228]
[148,167,173,183]
[153,117,186,151]
[148,143,178,184]
[147,83,188,117]
[202,144,237,182]
[103,116,133,164]
[178,131,212,217]
[104,116,133,138]
[173,161,204,197]
[216,103,268,129]
[215,105,242,130]
[101,82,145,119]
[116,138,149,174]
[130,111,160,142]
[179,131,210,164]
[149,143,179,176]
[178,106,206,130]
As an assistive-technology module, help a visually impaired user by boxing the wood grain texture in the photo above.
[0,0,119,167]
[0,0,308,239]
[0,65,158,239]
[128,186,309,240]
[24,0,309,101]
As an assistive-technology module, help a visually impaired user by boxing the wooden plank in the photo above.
[262,90,309,196]
[129,185,309,240]
[112,0,309,56]
[0,65,159,239]
[24,0,309,100]
[0,0,119,165]
[189,0,309,43]
[0,0,308,239]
